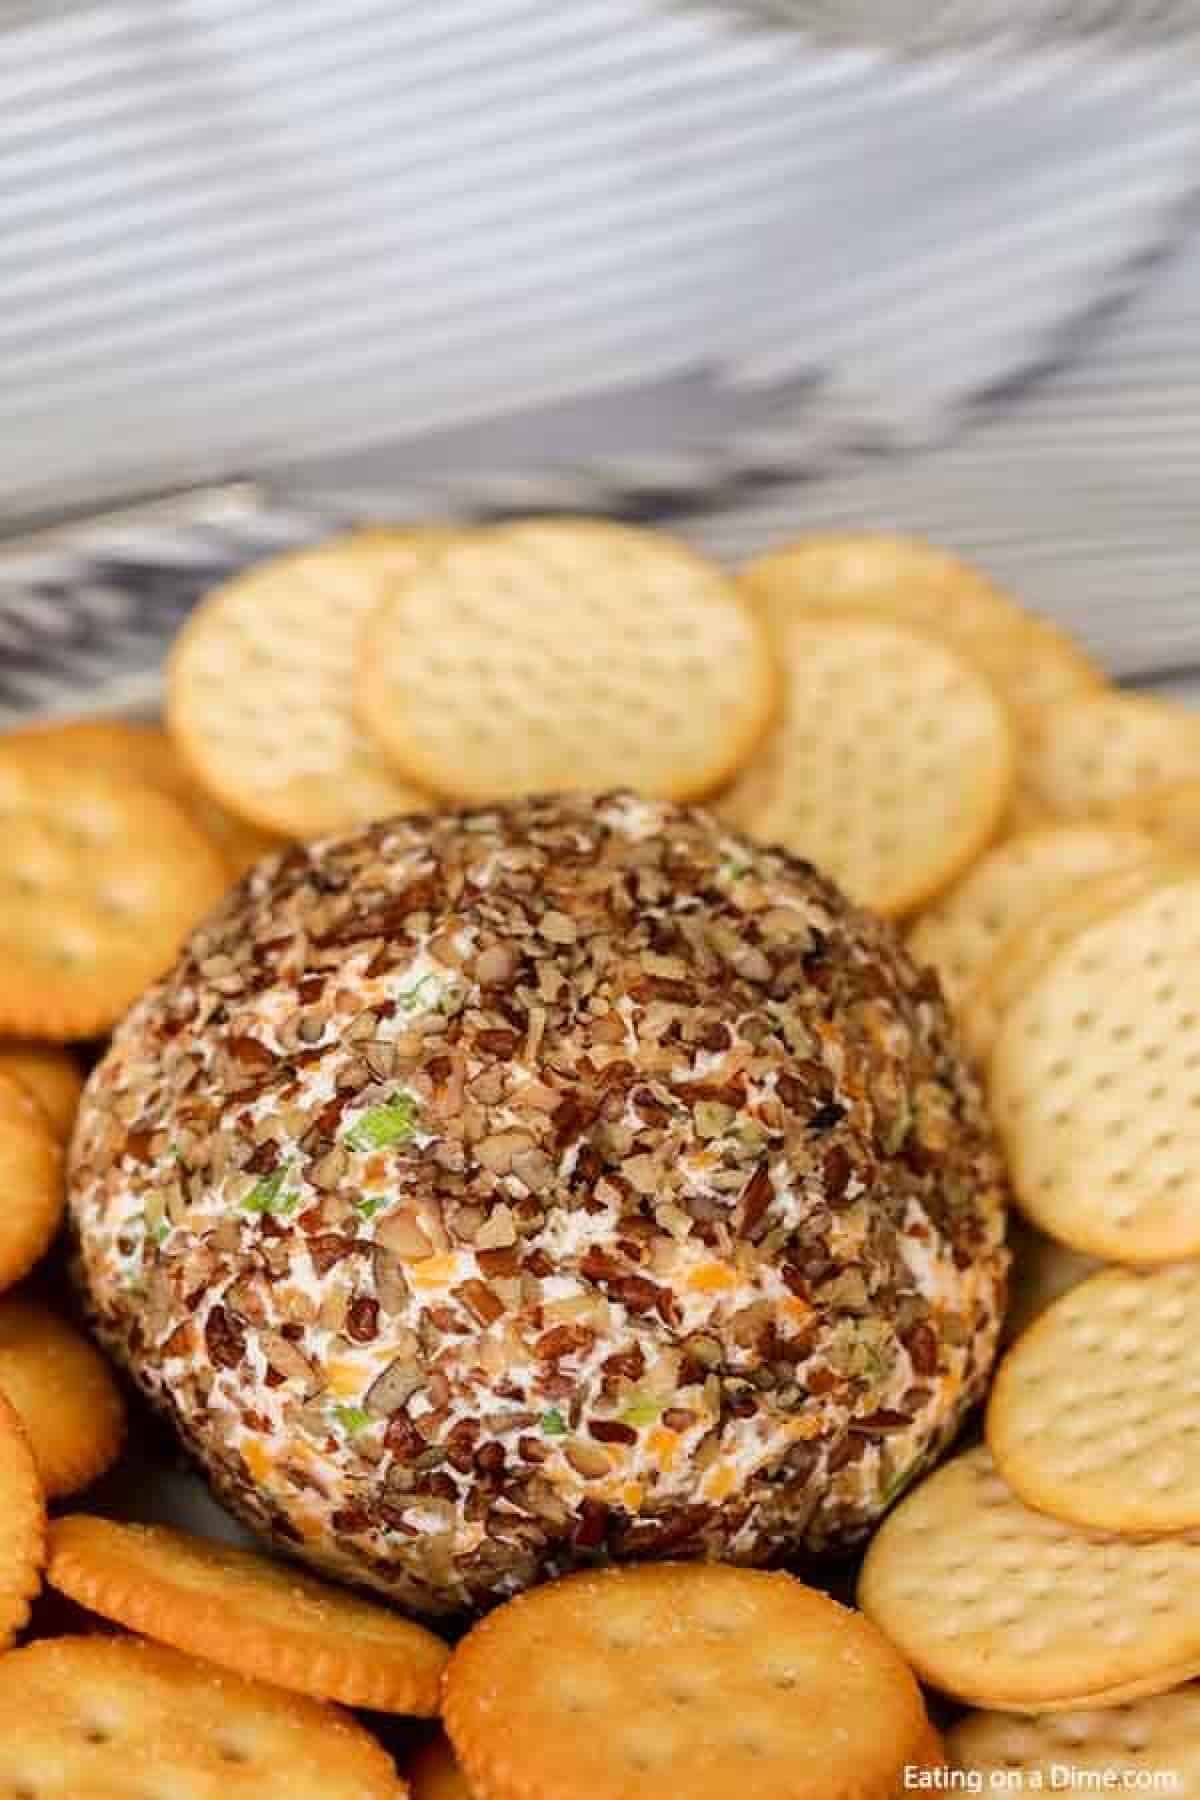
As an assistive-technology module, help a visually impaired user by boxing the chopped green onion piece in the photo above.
[883,1094,912,1155]
[620,1395,666,1428]
[332,1405,371,1435]
[242,1166,298,1215]
[880,1461,921,1508]
[540,1409,567,1436]
[354,1194,388,1219]
[397,974,441,1014]
[345,1092,420,1153]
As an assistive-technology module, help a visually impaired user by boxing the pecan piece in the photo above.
[308,1233,358,1277]
[366,1358,424,1417]
[346,1297,380,1343]
[258,1330,321,1395]
[737,1163,774,1237]
[373,1245,410,1313]
[588,1419,637,1446]
[204,1305,245,1370]
[456,1279,505,1326]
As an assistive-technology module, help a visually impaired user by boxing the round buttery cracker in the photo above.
[443,1562,928,1800]
[0,1042,82,1141]
[4,716,187,794]
[168,536,441,837]
[908,823,1155,1007]
[949,1685,1200,1794]
[0,1636,406,1799]
[0,748,231,1040]
[356,518,775,804]
[4,716,282,879]
[46,1515,449,1714]
[740,534,1104,717]
[859,1446,1200,1712]
[1025,692,1200,819]
[0,1295,125,1498]
[990,869,1200,1262]
[1115,778,1200,855]
[1035,1664,1200,1712]
[719,613,1014,915]
[0,1389,44,1650]
[0,1072,64,1291]
[961,855,1194,1067]
[349,522,459,569]
[989,1264,1200,1534]
[910,1726,948,1776]
[410,1725,942,1800]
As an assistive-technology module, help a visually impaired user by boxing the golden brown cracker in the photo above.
[356,518,776,804]
[1025,692,1200,819]
[907,823,1155,1007]
[859,1446,1200,1711]
[906,1725,949,1784]
[0,1042,82,1141]
[989,1264,1200,1534]
[443,1561,928,1800]
[0,747,230,1040]
[0,1635,407,1798]
[0,1294,125,1498]
[960,855,1191,1066]
[1032,1665,1200,1713]
[0,1071,64,1291]
[1114,778,1200,855]
[989,869,1200,1262]
[740,534,1104,717]
[3,716,282,880]
[5,717,187,796]
[720,612,1014,915]
[46,1515,449,1714]
[949,1685,1200,1792]
[916,1724,947,1766]
[168,537,444,838]
[349,523,460,569]
[0,1388,45,1650]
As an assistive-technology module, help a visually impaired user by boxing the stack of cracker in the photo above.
[860,723,1200,1780]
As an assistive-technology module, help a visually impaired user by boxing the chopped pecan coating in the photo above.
[69,793,1008,1616]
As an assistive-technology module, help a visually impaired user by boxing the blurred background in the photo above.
[2,0,1199,720]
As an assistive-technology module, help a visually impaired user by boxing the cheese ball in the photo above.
[70,794,1008,1616]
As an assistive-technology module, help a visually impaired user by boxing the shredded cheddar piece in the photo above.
[325,1361,368,1399]
[647,1427,680,1471]
[241,1439,273,1485]
[703,1464,739,1503]
[409,1254,461,1289]
[686,1262,737,1294]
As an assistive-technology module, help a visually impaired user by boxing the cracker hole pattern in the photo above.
[991,878,1200,1261]
[860,1447,1200,1707]
[989,1265,1200,1532]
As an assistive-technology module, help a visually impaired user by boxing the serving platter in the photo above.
[5,480,1200,1793]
